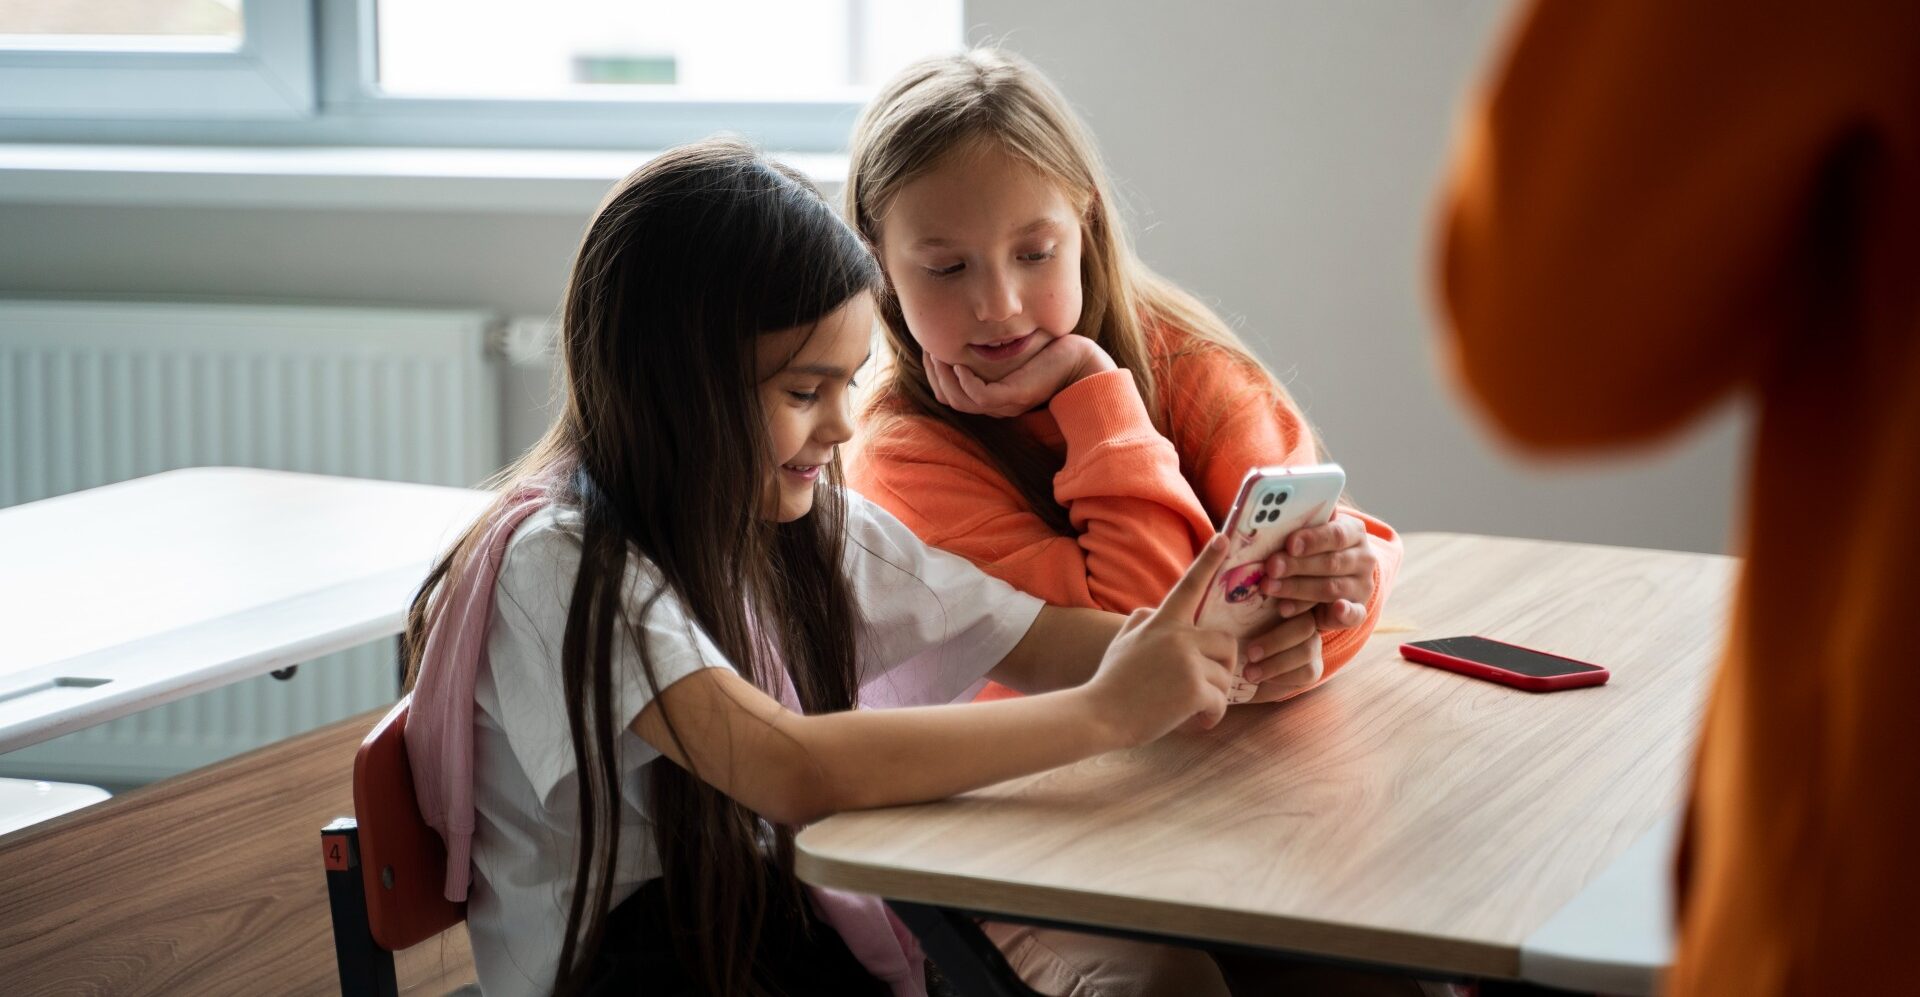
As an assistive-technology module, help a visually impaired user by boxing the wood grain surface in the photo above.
[797,532,1736,979]
[0,708,474,996]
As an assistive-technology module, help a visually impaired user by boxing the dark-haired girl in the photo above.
[401,139,1274,997]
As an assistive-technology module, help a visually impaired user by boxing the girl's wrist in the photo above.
[1064,336,1120,385]
[1067,682,1134,754]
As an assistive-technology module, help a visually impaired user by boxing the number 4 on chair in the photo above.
[324,836,351,872]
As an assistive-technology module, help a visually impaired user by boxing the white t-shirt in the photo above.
[466,490,1045,997]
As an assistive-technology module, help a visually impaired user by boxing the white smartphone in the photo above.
[1193,463,1347,704]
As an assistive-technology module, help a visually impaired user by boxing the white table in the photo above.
[0,468,493,753]
[1519,810,1679,994]
[0,777,111,836]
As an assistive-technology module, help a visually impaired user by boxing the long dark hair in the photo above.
[403,138,885,996]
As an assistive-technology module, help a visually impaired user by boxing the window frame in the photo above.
[0,0,315,120]
[0,0,933,154]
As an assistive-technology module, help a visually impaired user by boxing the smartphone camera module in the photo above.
[1252,487,1292,526]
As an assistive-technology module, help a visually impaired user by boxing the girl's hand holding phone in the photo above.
[1087,534,1238,744]
[1237,612,1322,703]
[922,334,1118,418]
[1260,512,1377,629]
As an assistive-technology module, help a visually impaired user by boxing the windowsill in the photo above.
[0,143,850,214]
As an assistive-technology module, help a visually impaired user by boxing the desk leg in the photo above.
[888,901,1042,997]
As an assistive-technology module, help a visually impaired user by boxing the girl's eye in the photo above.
[923,261,965,278]
[787,390,819,404]
[1019,250,1056,264]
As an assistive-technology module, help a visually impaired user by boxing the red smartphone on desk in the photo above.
[1399,636,1610,692]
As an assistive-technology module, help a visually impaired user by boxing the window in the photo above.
[0,0,244,48]
[0,0,964,152]
[377,1,955,100]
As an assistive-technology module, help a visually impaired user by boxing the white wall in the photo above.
[961,0,1749,554]
[0,1,1750,554]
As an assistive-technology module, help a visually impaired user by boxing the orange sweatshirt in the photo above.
[848,325,1402,694]
[1440,3,1920,993]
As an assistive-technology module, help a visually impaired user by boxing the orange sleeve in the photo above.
[1437,2,1870,448]
[847,369,1213,612]
[1160,345,1402,679]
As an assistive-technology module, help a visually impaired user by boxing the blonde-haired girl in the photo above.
[847,48,1401,704]
[845,49,1417,997]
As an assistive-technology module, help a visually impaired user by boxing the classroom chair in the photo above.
[317,696,1045,997]
[321,696,467,997]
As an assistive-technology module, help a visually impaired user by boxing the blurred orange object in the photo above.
[1438,3,1920,993]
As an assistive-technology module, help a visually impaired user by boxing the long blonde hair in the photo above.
[847,48,1308,534]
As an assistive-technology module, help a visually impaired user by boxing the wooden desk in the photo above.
[0,708,473,996]
[0,468,492,753]
[797,532,1733,990]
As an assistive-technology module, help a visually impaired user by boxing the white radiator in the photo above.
[0,300,503,785]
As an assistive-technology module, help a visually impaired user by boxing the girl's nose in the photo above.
[820,391,857,446]
[971,268,1021,324]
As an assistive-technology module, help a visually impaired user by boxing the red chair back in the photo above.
[353,696,465,950]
